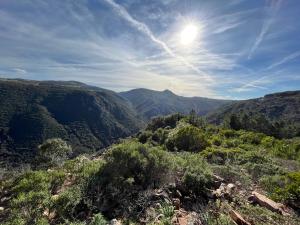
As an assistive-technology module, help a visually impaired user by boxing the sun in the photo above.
[180,24,198,45]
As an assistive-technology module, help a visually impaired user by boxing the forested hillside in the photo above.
[0,79,143,166]
[207,91,300,138]
[120,88,231,120]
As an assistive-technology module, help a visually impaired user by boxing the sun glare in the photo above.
[180,24,198,45]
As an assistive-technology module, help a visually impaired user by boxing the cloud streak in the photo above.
[266,51,300,70]
[103,0,212,82]
[248,0,283,59]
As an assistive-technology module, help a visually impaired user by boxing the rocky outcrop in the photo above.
[229,210,251,225]
[249,191,289,216]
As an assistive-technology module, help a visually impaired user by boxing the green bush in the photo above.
[175,153,213,195]
[240,132,265,145]
[210,136,222,146]
[166,125,209,152]
[220,129,236,138]
[89,213,107,225]
[138,130,153,144]
[146,114,183,131]
[201,147,241,164]
[54,186,83,219]
[38,138,72,167]
[101,141,172,188]
[8,170,65,224]
[272,139,300,161]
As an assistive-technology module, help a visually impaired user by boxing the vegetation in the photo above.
[0,79,143,167]
[1,111,300,224]
[207,91,300,138]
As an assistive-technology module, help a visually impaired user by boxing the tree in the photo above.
[229,114,242,130]
[38,138,72,167]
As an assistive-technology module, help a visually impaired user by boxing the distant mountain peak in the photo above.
[162,89,174,95]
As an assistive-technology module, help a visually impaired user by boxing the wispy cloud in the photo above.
[0,0,299,99]
[103,0,212,82]
[248,0,283,59]
[266,51,300,70]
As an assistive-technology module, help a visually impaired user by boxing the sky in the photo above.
[0,0,299,99]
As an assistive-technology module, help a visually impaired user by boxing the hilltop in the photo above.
[120,88,232,120]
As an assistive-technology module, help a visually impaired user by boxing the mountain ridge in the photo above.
[119,88,233,120]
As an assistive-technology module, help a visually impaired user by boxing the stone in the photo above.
[176,190,182,198]
[227,183,236,193]
[250,191,289,216]
[154,202,162,209]
[229,210,251,225]
[172,198,180,210]
[110,219,122,225]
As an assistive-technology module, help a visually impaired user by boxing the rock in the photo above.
[250,191,289,216]
[154,202,161,209]
[0,206,4,211]
[168,183,176,189]
[153,190,170,203]
[229,210,251,225]
[235,181,242,187]
[212,174,224,187]
[178,216,188,225]
[154,214,164,223]
[227,183,236,194]
[176,190,182,198]
[172,198,180,210]
[110,219,122,225]
[213,183,237,199]
[43,208,56,220]
[171,215,178,224]
[212,183,226,198]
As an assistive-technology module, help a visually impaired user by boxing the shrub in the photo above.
[201,147,241,164]
[90,213,107,225]
[210,136,222,146]
[220,129,236,138]
[151,128,169,145]
[166,125,209,152]
[38,138,72,167]
[54,186,83,219]
[261,136,276,148]
[138,130,153,144]
[176,153,213,195]
[147,114,183,131]
[272,139,300,161]
[240,132,265,145]
[8,170,65,224]
[101,141,172,188]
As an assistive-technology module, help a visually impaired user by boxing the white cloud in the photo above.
[248,0,283,59]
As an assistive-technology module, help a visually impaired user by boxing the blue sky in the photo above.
[0,0,299,99]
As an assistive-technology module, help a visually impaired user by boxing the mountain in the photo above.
[0,79,143,166]
[119,88,232,120]
[207,90,300,138]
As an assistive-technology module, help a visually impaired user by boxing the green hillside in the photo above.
[0,79,143,166]
[207,91,300,138]
[120,88,232,120]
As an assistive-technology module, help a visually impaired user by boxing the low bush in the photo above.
[201,147,241,164]
[166,125,210,152]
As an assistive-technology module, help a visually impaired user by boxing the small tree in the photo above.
[38,138,72,167]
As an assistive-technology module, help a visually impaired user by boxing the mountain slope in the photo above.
[119,88,232,120]
[0,79,143,166]
[207,90,300,138]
